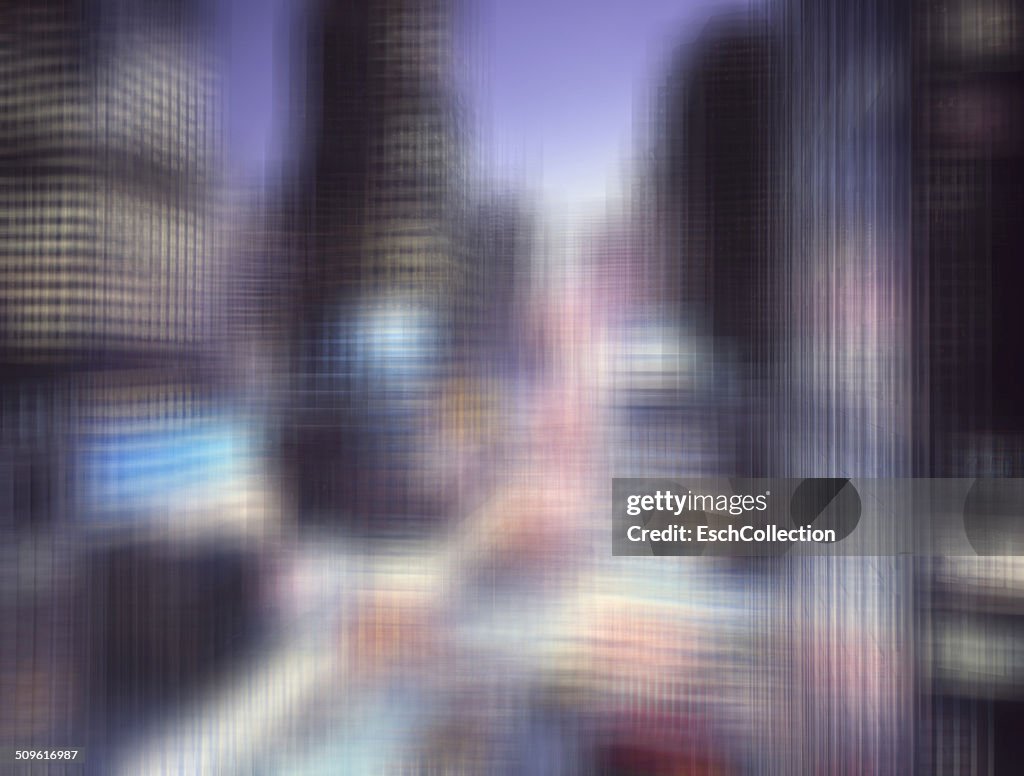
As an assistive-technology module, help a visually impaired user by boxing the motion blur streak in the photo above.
[2,0,1024,773]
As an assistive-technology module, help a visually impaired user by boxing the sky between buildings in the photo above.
[221,0,749,206]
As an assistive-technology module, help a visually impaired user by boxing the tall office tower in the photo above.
[362,0,463,302]
[0,0,226,524]
[285,0,466,528]
[0,0,224,523]
[913,0,1024,476]
[911,5,1024,774]
[657,12,779,474]
[660,13,778,371]
[0,0,221,367]
[0,0,227,748]
[293,0,371,325]
[295,0,463,337]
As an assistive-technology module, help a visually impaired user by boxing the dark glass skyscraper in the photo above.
[285,0,466,528]
[661,13,779,373]
[913,0,1024,476]
[295,0,462,324]
[658,12,780,476]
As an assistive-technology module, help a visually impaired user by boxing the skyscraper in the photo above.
[285,0,466,528]
[657,11,780,475]
[0,0,221,367]
[660,13,779,372]
[913,0,1024,476]
[911,2,1024,769]
[294,0,463,333]
[0,0,224,530]
[0,0,230,750]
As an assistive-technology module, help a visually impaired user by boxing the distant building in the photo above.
[466,191,529,368]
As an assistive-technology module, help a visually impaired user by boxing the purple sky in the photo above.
[223,0,746,198]
[220,0,290,184]
[475,0,740,203]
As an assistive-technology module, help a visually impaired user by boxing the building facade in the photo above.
[284,0,467,529]
[657,11,780,475]
[0,0,221,367]
[913,0,1024,476]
